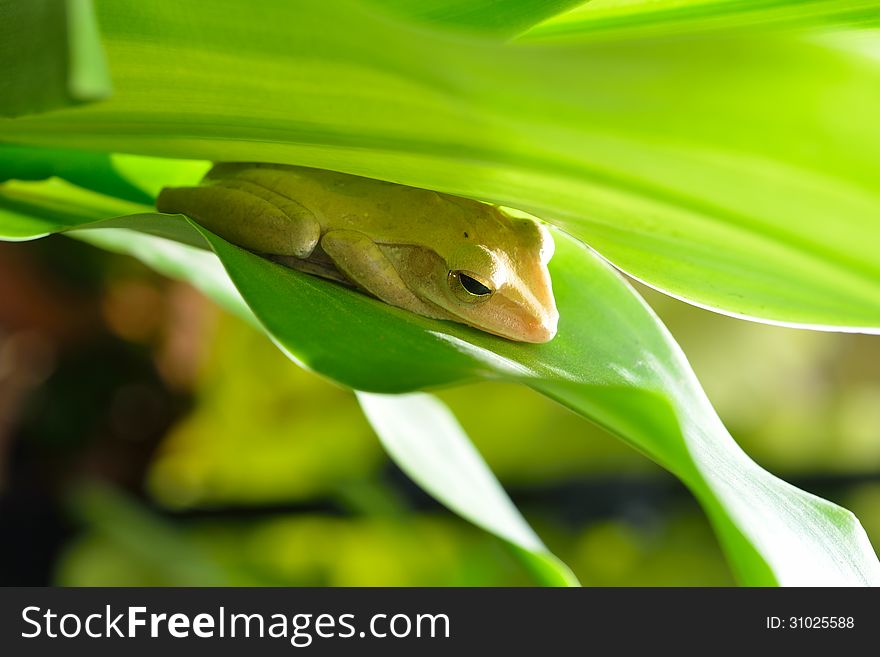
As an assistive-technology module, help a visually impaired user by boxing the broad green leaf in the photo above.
[520,0,880,42]
[357,391,579,586]
[193,221,879,585]
[3,174,880,585]
[1,0,879,331]
[0,0,111,116]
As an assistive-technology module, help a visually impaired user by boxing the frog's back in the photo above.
[207,163,531,261]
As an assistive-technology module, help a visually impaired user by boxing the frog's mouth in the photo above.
[443,291,558,344]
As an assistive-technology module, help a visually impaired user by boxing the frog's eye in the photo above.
[448,270,494,303]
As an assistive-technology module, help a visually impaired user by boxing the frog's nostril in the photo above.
[525,306,559,344]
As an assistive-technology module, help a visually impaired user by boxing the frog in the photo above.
[156,163,558,343]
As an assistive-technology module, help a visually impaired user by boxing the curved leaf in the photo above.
[195,221,880,585]
[519,0,880,42]
[1,0,879,330]
[2,177,880,585]
[357,391,579,586]
[5,1,878,586]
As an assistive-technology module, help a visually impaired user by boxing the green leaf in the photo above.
[357,391,579,586]
[2,176,879,585]
[0,0,111,117]
[194,221,880,585]
[519,0,880,42]
[1,0,879,330]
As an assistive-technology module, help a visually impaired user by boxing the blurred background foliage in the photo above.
[2,231,877,586]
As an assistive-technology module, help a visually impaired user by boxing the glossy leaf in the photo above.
[1,1,880,330]
[357,391,579,586]
[2,174,880,584]
[195,220,880,585]
[520,0,880,42]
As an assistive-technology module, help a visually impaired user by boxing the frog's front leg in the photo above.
[157,181,320,258]
[321,230,447,319]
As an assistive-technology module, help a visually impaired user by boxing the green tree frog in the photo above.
[157,163,558,343]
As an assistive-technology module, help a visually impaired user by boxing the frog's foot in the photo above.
[320,230,450,320]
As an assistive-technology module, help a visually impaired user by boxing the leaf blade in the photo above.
[357,391,579,586]
[191,220,879,585]
[3,156,880,584]
[519,0,880,42]
[2,1,879,329]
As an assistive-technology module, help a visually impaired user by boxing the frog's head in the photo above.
[383,214,559,343]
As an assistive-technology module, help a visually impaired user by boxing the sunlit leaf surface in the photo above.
[2,1,880,329]
[520,0,880,42]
